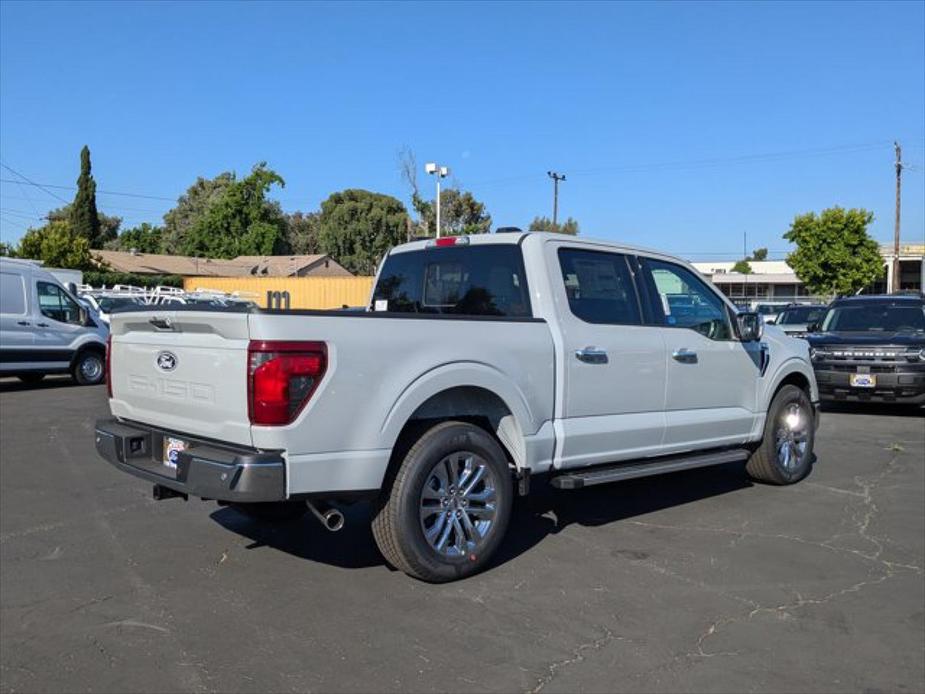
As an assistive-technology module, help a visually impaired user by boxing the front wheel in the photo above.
[746,385,815,484]
[72,350,105,386]
[372,421,513,582]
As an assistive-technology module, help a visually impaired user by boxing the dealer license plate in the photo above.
[163,437,187,469]
[850,373,876,388]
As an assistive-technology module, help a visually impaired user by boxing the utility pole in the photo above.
[547,171,566,227]
[892,141,903,293]
[743,231,748,303]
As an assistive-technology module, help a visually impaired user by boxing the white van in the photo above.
[0,258,109,385]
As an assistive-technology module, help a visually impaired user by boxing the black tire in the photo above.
[17,373,44,385]
[231,501,308,523]
[72,349,105,386]
[372,421,513,583]
[746,385,815,484]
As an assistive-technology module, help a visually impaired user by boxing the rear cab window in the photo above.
[373,244,532,317]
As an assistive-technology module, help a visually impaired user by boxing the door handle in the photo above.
[672,348,698,364]
[16,321,30,326]
[575,347,608,364]
[35,322,49,328]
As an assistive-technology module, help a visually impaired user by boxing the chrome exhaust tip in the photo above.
[307,501,345,532]
[323,509,345,532]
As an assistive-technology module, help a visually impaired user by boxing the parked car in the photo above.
[806,294,925,405]
[95,232,819,582]
[774,303,828,337]
[751,301,794,324]
[0,258,108,385]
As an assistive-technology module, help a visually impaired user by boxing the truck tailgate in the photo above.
[108,311,253,447]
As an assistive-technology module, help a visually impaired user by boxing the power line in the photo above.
[0,163,70,203]
[0,207,45,220]
[0,177,176,202]
[0,214,29,231]
[468,140,896,188]
[0,193,168,216]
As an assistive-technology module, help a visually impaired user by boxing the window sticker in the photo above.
[374,299,389,312]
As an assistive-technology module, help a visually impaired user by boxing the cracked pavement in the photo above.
[1,381,923,693]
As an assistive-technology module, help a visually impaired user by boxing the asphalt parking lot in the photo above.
[1,379,923,694]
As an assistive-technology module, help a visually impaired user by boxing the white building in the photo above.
[692,244,924,305]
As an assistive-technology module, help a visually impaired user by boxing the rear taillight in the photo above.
[247,341,327,426]
[105,334,112,398]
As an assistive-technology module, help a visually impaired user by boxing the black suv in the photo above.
[806,294,925,405]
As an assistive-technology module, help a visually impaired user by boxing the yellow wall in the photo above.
[183,276,375,309]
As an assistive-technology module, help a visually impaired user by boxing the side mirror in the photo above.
[806,322,820,333]
[79,307,93,327]
[736,312,763,342]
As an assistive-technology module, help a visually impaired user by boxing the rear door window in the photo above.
[0,272,26,315]
[373,245,532,317]
[557,248,642,325]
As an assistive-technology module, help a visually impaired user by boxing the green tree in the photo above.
[731,259,753,274]
[412,188,491,236]
[173,164,288,258]
[106,223,164,253]
[161,172,235,253]
[751,247,768,261]
[284,211,321,254]
[0,241,12,256]
[528,216,580,235]
[15,220,94,269]
[318,189,408,275]
[69,145,108,247]
[783,207,883,296]
[48,204,121,243]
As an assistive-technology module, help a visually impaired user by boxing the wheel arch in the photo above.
[69,340,106,370]
[765,358,817,405]
[380,363,540,473]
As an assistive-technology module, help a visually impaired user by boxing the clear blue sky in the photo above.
[1,1,923,259]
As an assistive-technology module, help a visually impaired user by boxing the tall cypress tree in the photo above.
[70,145,101,247]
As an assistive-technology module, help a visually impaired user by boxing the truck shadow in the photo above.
[208,461,754,575]
[821,401,924,418]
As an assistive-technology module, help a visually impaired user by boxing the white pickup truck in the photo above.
[96,231,819,582]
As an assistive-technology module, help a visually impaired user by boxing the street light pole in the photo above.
[425,162,450,238]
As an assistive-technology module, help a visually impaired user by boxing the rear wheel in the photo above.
[372,421,513,582]
[72,350,105,386]
[17,373,45,385]
[746,385,815,484]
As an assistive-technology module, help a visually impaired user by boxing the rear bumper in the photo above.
[95,418,287,502]
[814,367,925,404]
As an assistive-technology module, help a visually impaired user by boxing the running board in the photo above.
[550,449,750,490]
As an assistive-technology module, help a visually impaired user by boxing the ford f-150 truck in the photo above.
[95,231,820,582]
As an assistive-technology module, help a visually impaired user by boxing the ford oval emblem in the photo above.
[155,351,178,372]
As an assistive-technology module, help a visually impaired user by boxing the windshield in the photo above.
[756,304,784,315]
[97,296,141,311]
[777,306,826,325]
[821,302,925,333]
